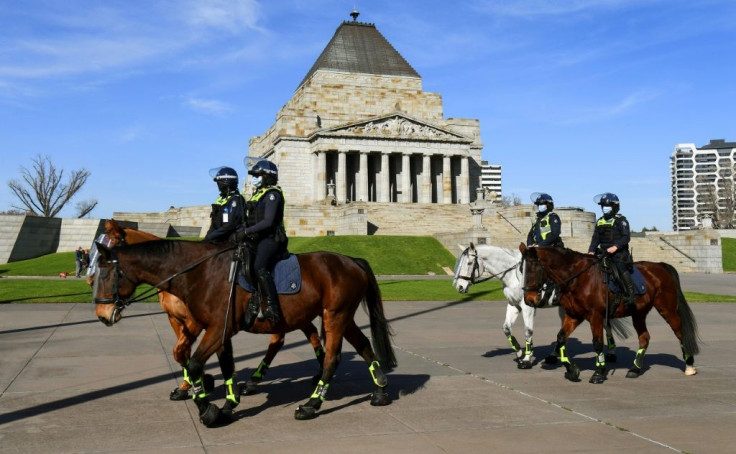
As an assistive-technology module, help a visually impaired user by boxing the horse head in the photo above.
[519,243,546,308]
[92,242,139,327]
[453,242,485,294]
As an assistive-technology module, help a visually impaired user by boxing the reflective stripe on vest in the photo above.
[596,216,617,243]
[532,214,553,241]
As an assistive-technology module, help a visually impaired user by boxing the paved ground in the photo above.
[1,288,735,453]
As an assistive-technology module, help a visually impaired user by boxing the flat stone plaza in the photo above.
[1,291,735,453]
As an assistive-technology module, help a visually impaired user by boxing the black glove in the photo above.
[233,228,247,243]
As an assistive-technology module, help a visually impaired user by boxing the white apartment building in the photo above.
[671,139,736,230]
[480,160,502,199]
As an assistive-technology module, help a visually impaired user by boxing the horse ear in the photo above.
[519,242,526,254]
[469,242,475,251]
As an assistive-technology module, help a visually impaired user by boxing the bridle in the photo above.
[94,245,234,320]
[521,248,599,293]
[457,247,520,285]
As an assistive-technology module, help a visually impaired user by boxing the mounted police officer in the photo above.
[588,192,635,306]
[527,192,565,306]
[236,159,288,324]
[527,192,565,248]
[204,166,245,243]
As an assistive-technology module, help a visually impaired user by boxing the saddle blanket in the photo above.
[237,254,302,295]
[607,265,646,295]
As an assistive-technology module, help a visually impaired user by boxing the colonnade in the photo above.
[313,150,470,204]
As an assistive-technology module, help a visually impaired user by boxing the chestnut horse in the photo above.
[93,239,396,426]
[520,244,699,384]
[88,220,325,399]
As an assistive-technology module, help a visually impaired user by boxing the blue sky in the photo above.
[1,0,734,231]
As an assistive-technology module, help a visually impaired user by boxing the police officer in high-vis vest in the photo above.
[527,192,565,248]
[588,192,635,306]
[237,159,287,324]
[204,166,245,243]
[527,192,565,306]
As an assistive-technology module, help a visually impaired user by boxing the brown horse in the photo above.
[93,239,396,426]
[88,219,325,399]
[520,244,699,384]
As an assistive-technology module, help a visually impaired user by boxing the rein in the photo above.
[523,250,598,292]
[459,249,519,284]
[94,245,235,309]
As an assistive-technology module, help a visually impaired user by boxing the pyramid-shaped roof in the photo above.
[298,18,420,89]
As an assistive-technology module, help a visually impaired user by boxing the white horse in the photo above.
[453,242,629,369]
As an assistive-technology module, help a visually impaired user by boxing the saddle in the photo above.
[600,256,646,315]
[236,245,301,295]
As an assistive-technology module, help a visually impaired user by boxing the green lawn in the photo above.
[723,237,736,272]
[1,235,735,304]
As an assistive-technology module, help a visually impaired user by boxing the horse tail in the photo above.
[663,263,700,355]
[352,257,397,369]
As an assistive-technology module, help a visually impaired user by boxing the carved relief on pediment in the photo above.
[332,116,462,141]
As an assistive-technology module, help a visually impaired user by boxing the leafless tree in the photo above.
[500,193,523,208]
[75,199,99,218]
[7,154,96,218]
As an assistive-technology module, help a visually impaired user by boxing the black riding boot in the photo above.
[620,270,636,307]
[256,269,281,324]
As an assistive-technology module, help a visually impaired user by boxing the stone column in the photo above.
[442,155,452,204]
[421,154,432,203]
[380,153,390,202]
[358,151,369,202]
[314,152,326,202]
[460,156,469,204]
[337,151,346,203]
[402,153,411,203]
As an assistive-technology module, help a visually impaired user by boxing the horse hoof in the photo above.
[685,366,697,376]
[199,404,221,427]
[242,381,260,396]
[370,390,391,406]
[605,353,617,363]
[203,374,215,393]
[294,405,318,420]
[544,355,559,365]
[221,400,238,421]
[169,387,189,401]
[589,372,607,384]
[564,365,581,382]
[517,360,533,370]
[626,368,640,378]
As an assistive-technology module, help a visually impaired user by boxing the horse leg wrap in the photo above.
[524,340,533,358]
[633,348,647,370]
[507,335,521,360]
[680,344,694,366]
[315,346,325,366]
[225,377,240,405]
[369,361,388,388]
[251,360,269,381]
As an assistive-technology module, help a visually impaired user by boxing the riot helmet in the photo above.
[530,192,554,213]
[594,192,620,215]
[245,157,278,187]
[209,166,239,196]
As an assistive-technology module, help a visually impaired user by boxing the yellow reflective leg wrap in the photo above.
[595,352,606,369]
[182,367,192,385]
[559,345,571,364]
[310,380,329,401]
[192,377,207,399]
[524,341,533,357]
[225,377,239,404]
[634,347,646,369]
[507,336,521,352]
[252,360,269,380]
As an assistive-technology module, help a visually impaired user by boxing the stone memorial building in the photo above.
[249,11,484,208]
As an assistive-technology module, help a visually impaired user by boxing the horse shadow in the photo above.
[206,352,430,422]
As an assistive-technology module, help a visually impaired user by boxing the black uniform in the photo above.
[205,191,245,242]
[588,212,635,303]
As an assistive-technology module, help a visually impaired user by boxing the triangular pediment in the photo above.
[312,113,471,143]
